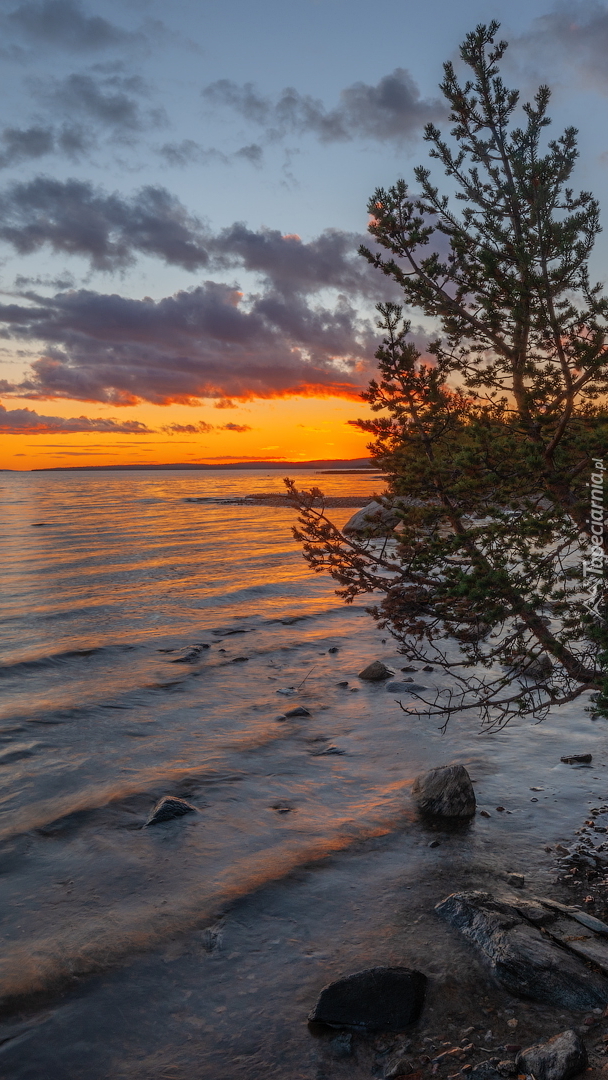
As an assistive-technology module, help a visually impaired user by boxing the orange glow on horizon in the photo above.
[0,395,374,470]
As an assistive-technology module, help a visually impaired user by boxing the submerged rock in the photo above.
[359,661,395,681]
[561,754,592,764]
[170,643,209,663]
[284,706,311,717]
[145,796,197,826]
[516,1030,587,1080]
[309,966,426,1032]
[412,764,476,819]
[436,891,608,1008]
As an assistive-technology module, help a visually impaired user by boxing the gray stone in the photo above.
[516,1030,588,1080]
[343,501,401,536]
[412,764,476,819]
[285,706,311,717]
[385,1052,415,1077]
[359,661,395,681]
[308,966,426,1032]
[436,891,608,1008]
[145,795,197,826]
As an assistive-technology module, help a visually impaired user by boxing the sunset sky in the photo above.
[1,0,608,470]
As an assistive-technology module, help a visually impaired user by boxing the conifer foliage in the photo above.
[287,23,608,729]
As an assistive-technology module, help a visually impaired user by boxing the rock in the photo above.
[436,891,608,1008]
[230,656,249,662]
[422,666,434,672]
[285,706,311,717]
[337,681,349,687]
[343,501,401,536]
[145,795,197,825]
[170,643,209,663]
[428,839,441,848]
[359,661,395,681]
[386,681,428,693]
[480,810,491,818]
[329,1032,353,1058]
[385,1052,414,1077]
[275,714,288,722]
[506,873,524,889]
[516,1030,587,1080]
[328,647,339,654]
[509,653,553,679]
[412,764,476,819]
[401,667,417,672]
[561,754,592,764]
[308,966,426,1032]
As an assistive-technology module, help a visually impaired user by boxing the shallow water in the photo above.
[1,469,607,1078]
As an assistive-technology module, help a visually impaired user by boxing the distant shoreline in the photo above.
[31,458,375,473]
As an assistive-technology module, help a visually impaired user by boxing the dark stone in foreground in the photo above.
[561,754,592,764]
[145,796,197,826]
[412,764,476,818]
[358,661,395,681]
[516,1030,587,1080]
[308,966,426,1031]
[436,891,608,1008]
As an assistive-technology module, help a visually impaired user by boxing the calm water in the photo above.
[1,469,608,1079]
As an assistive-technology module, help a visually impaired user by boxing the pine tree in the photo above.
[287,22,608,730]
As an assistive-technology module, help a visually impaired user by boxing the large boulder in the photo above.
[412,764,476,818]
[516,1030,587,1080]
[436,891,608,1008]
[343,501,401,536]
[308,966,426,1032]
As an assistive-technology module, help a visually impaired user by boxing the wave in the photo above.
[0,807,411,1013]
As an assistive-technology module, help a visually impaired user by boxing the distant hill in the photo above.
[32,458,375,472]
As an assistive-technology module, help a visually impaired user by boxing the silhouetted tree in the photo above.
[287,22,608,730]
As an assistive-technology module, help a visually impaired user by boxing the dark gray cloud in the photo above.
[46,72,164,132]
[0,280,376,404]
[203,68,445,145]
[0,178,210,270]
[157,140,263,169]
[517,2,608,93]
[0,122,89,168]
[0,401,152,433]
[4,0,138,52]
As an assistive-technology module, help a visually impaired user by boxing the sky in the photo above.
[1,0,608,469]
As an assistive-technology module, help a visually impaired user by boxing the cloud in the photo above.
[0,177,210,270]
[202,68,445,145]
[0,401,153,433]
[161,421,215,434]
[45,72,164,133]
[0,279,376,405]
[208,223,388,299]
[0,122,89,169]
[516,2,608,93]
[4,0,138,52]
[156,140,262,169]
[161,420,251,433]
